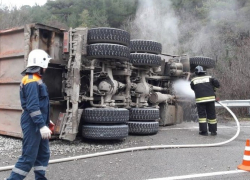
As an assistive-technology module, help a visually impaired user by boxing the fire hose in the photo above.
[0,101,240,171]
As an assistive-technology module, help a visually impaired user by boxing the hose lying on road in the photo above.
[0,101,240,171]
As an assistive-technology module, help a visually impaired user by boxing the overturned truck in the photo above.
[0,23,215,141]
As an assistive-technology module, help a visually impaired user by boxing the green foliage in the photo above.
[44,0,137,28]
[88,10,109,27]
[0,0,137,29]
[79,9,90,27]
[105,0,138,27]
[171,0,205,17]
[46,0,76,23]
[0,5,33,29]
[28,5,52,24]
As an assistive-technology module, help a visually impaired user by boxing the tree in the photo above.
[105,0,138,27]
[46,0,76,23]
[0,5,33,29]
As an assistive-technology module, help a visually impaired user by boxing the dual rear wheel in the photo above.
[82,107,160,139]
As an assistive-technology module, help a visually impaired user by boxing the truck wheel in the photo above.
[84,108,129,124]
[128,121,159,135]
[130,53,161,67]
[87,27,130,46]
[130,108,160,121]
[189,56,215,72]
[87,43,130,61]
[82,124,128,140]
[130,40,162,54]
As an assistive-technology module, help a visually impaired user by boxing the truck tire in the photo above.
[130,40,162,54]
[130,53,161,67]
[130,108,160,121]
[128,121,159,135]
[82,124,128,140]
[189,56,215,72]
[87,27,130,46]
[87,43,130,61]
[84,108,129,124]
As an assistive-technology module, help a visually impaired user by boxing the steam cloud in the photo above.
[130,0,242,58]
[130,0,180,55]
[173,79,195,99]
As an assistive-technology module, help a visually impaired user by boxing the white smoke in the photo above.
[173,79,195,99]
[181,1,240,57]
[131,0,180,55]
[129,0,243,58]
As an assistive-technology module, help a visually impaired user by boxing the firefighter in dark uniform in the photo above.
[7,49,52,180]
[190,65,220,136]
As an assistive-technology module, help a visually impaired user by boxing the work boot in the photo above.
[211,132,217,136]
[199,131,208,136]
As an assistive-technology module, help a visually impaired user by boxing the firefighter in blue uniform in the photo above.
[7,49,52,180]
[190,65,220,136]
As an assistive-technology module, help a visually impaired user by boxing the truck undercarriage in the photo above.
[0,23,215,141]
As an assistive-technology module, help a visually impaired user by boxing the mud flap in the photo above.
[54,112,65,135]
[59,109,83,141]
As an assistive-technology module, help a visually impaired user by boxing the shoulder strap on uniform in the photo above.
[22,74,42,85]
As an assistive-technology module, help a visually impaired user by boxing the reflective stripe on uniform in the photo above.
[30,110,42,117]
[12,167,28,177]
[196,96,215,103]
[193,77,210,85]
[37,79,43,85]
[34,166,47,171]
[199,118,207,123]
[191,76,211,82]
[208,119,217,124]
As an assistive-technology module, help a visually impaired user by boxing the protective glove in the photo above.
[40,126,52,139]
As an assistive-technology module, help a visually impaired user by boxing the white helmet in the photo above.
[27,49,52,68]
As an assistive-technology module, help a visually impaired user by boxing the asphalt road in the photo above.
[1,119,250,180]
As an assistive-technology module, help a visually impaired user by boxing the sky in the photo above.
[0,0,47,8]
